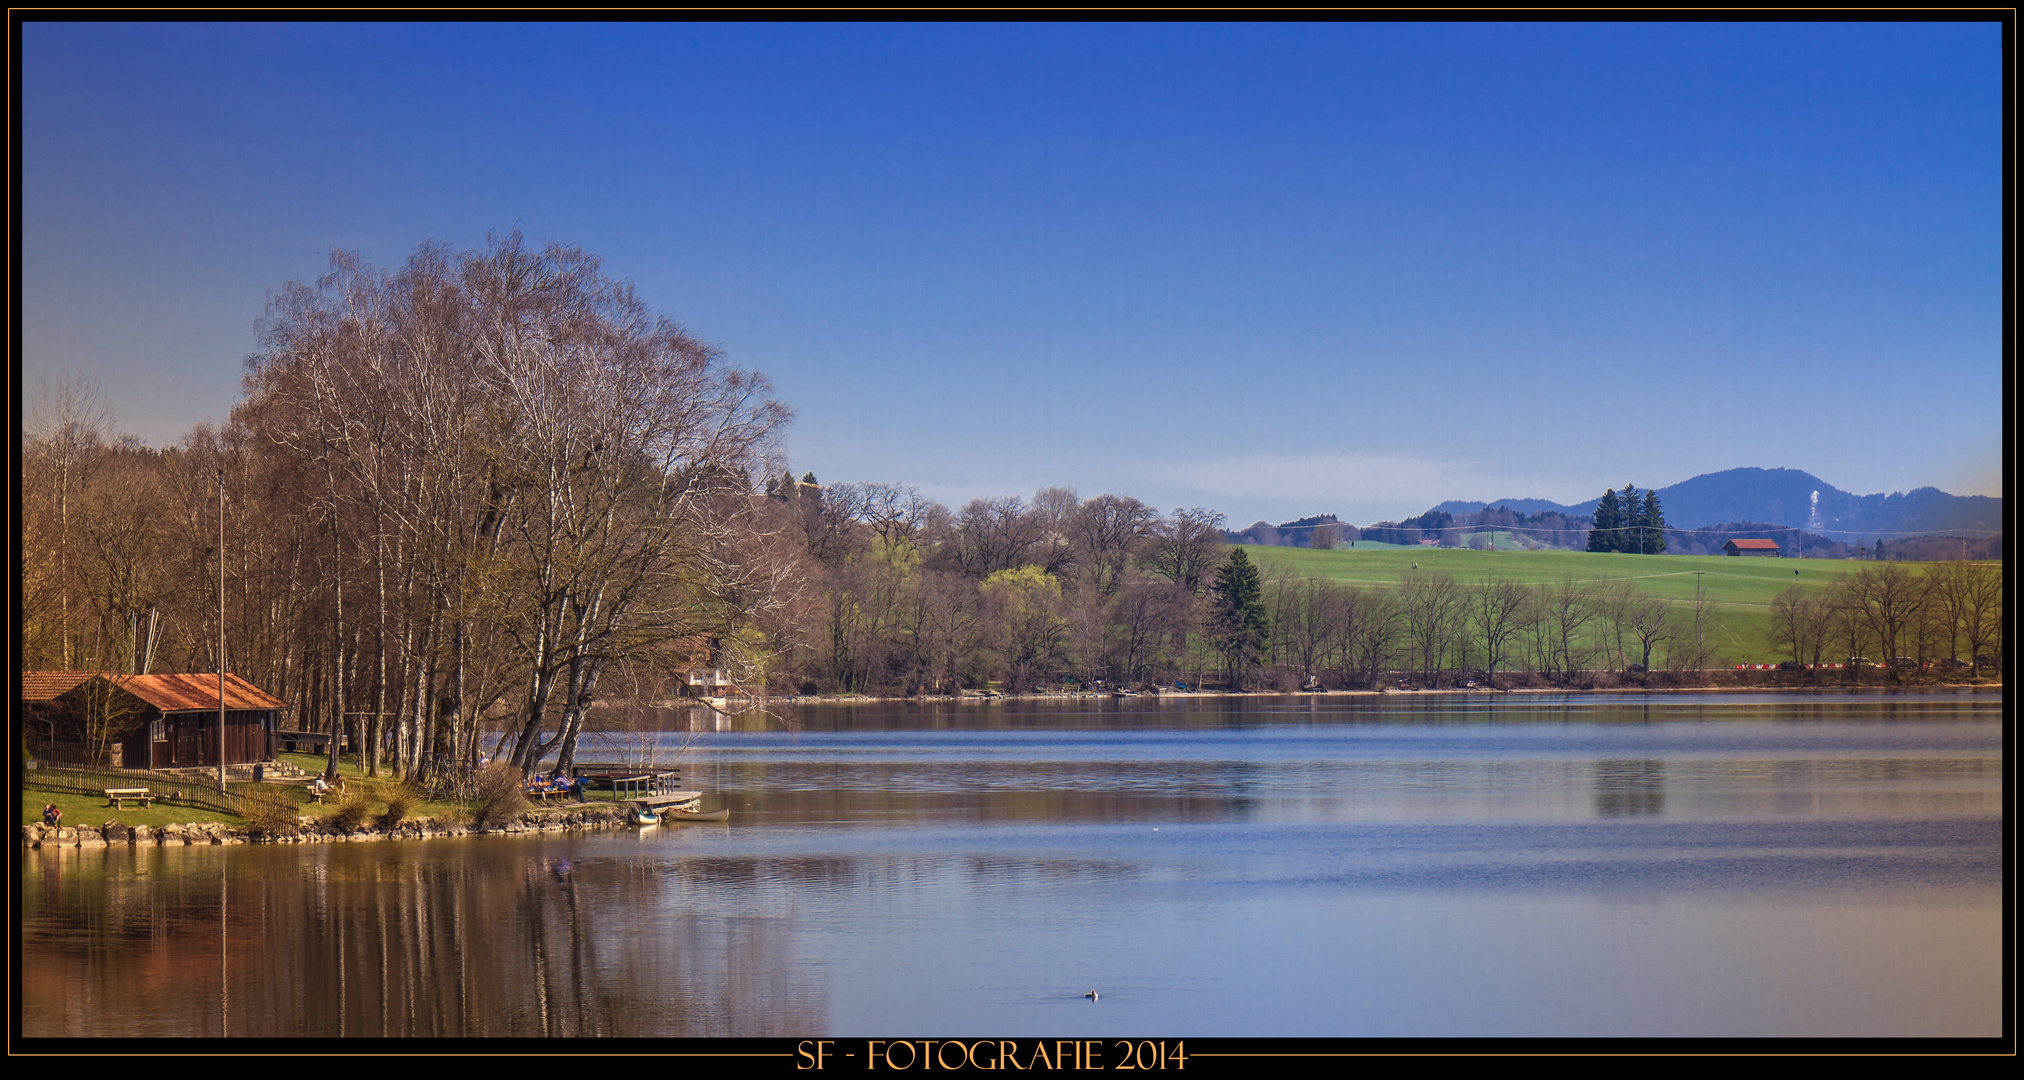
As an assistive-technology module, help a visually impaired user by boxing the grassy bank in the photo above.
[1242,544,1998,667]
[19,753,629,830]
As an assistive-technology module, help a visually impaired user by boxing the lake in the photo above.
[18,691,2003,1040]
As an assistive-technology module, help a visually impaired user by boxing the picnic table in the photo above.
[104,788,152,810]
[524,776,584,801]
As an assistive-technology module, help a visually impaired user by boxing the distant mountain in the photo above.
[1430,498,1580,518]
[1427,468,2000,538]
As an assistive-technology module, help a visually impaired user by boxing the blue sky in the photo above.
[20,22,2003,527]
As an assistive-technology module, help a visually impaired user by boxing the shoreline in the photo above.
[21,802,638,850]
[29,682,2000,847]
[763,680,2003,707]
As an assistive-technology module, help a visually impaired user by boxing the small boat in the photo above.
[658,807,730,824]
[633,791,728,824]
[634,806,660,825]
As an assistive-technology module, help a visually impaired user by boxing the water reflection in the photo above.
[20,691,2003,1039]
[22,840,823,1038]
[1594,760,1666,816]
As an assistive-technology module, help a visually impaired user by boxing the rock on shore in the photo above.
[20,804,634,848]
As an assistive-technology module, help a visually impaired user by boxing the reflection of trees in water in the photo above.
[22,845,256,1037]
[23,841,825,1037]
[721,757,1282,824]
[1593,759,1665,817]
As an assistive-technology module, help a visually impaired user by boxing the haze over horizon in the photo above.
[22,23,2002,526]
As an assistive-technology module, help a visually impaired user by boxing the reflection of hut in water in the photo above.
[1593,759,1665,816]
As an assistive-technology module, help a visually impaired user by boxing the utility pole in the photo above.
[218,468,228,794]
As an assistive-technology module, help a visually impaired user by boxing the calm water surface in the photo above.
[19,692,2003,1038]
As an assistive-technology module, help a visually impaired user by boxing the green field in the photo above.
[1243,544,1989,667]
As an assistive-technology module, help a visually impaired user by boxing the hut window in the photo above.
[152,719,165,742]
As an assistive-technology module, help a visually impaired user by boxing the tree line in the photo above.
[1587,484,1667,553]
[1767,560,2004,680]
[20,239,2006,779]
[23,234,787,782]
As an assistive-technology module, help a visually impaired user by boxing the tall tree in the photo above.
[1636,490,1668,554]
[1469,577,1533,689]
[1587,488,1624,553]
[239,233,789,780]
[1841,562,1930,681]
[1398,567,1464,684]
[1211,549,1268,688]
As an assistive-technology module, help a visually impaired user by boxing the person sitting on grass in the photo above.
[43,802,62,826]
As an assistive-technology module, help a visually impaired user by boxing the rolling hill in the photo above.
[1430,467,2000,538]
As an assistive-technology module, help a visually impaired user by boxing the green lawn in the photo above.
[1242,544,1993,667]
[22,788,238,830]
[22,753,604,830]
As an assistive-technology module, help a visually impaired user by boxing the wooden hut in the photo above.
[20,671,287,769]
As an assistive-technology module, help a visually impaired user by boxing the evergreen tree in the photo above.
[1212,549,1269,687]
[1618,485,1640,553]
[1638,490,1668,554]
[1587,488,1624,552]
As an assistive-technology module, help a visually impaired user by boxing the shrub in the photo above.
[376,782,421,830]
[327,791,374,832]
[470,761,529,829]
[238,786,301,837]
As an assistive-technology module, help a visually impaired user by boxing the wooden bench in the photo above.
[104,788,152,810]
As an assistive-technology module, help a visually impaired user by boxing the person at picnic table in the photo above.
[310,775,329,799]
[43,803,62,826]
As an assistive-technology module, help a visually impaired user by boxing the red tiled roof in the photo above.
[20,671,111,701]
[22,671,287,710]
[1727,538,1782,550]
[121,673,289,712]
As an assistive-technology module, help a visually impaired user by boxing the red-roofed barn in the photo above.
[1723,538,1782,557]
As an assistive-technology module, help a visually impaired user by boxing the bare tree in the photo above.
[1147,507,1227,595]
[1269,575,1349,689]
[240,235,789,780]
[1672,572,1720,673]
[1842,562,1930,681]
[981,565,1070,691]
[1955,562,2003,677]
[1341,587,1403,688]
[860,483,933,548]
[1595,578,1636,671]
[1070,494,1158,596]
[1532,576,1598,682]
[1621,591,1673,673]
[945,496,1046,578]
[22,373,117,668]
[1825,576,1879,684]
[1927,561,2002,674]
[75,673,145,767]
[1398,568,1464,685]
[1469,577,1534,689]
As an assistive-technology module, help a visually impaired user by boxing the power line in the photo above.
[1238,521,1999,537]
